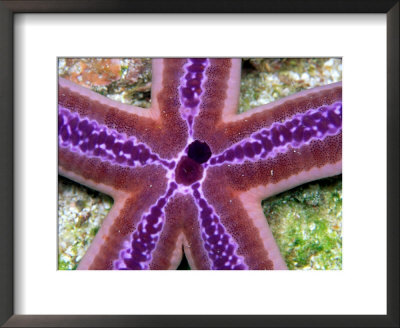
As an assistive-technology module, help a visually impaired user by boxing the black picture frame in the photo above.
[0,1,398,327]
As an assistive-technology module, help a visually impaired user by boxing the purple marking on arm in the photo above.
[59,106,173,169]
[179,58,209,135]
[209,101,342,166]
[115,182,178,269]
[191,184,247,270]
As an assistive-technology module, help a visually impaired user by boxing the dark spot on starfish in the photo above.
[175,156,203,186]
[188,140,212,164]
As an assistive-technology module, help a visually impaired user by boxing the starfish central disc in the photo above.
[175,156,204,186]
[188,140,212,164]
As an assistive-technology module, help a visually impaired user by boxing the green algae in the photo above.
[58,176,113,270]
[59,255,76,270]
[263,177,342,270]
[239,58,342,113]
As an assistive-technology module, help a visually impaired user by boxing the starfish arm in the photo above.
[207,82,342,154]
[193,58,242,145]
[146,58,192,157]
[148,193,194,270]
[77,174,171,269]
[59,76,156,134]
[201,169,286,269]
[206,82,342,195]
[152,58,239,139]
[222,156,341,200]
[182,194,213,270]
[59,76,188,159]
[108,182,180,270]
[58,105,173,195]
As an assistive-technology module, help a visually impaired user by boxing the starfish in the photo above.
[58,58,342,270]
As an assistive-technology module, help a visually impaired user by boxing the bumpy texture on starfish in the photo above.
[58,58,342,270]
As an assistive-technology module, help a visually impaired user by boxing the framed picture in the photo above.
[1,1,398,327]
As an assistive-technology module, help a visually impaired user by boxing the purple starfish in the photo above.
[59,58,342,270]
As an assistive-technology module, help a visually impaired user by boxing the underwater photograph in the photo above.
[58,58,342,270]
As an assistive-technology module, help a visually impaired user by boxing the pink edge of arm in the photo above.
[58,77,157,119]
[76,195,129,270]
[230,81,343,122]
[250,160,342,202]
